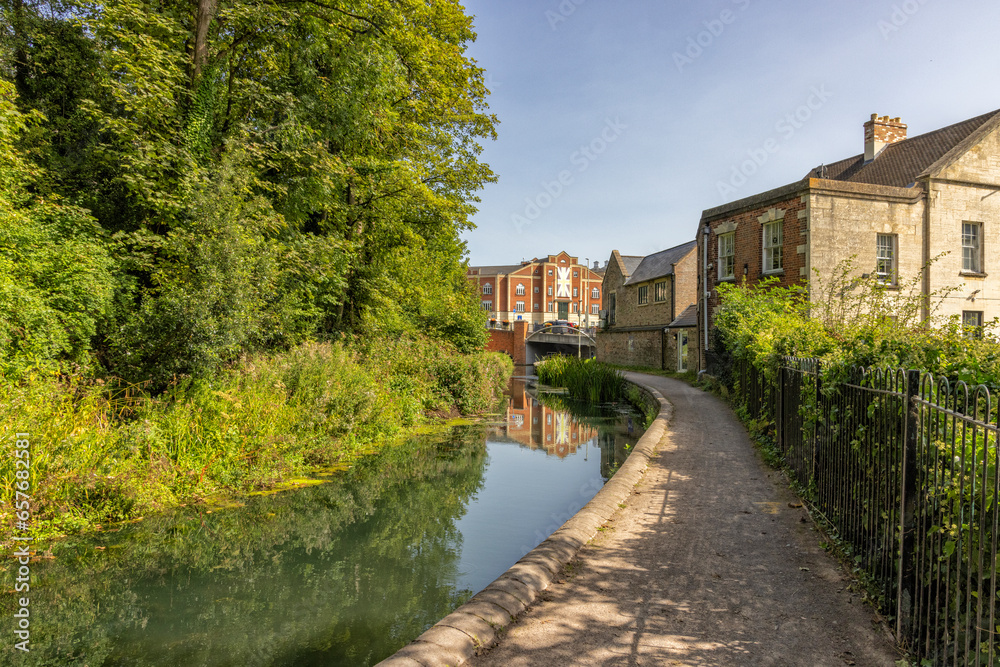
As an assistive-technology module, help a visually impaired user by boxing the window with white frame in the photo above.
[548,286,553,296]
[515,301,525,312]
[654,281,667,303]
[718,232,735,280]
[534,303,540,310]
[573,287,578,297]
[763,221,783,272]
[876,234,897,284]
[591,287,599,298]
[963,310,984,339]
[963,222,983,273]
[482,283,493,295]
[481,301,492,311]
[591,304,599,315]
[637,285,649,305]
[516,283,526,296]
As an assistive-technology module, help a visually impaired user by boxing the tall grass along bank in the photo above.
[0,337,513,545]
[535,356,657,426]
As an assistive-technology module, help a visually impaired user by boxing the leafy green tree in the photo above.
[0,79,115,374]
[4,0,495,379]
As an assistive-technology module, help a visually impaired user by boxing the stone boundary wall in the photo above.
[596,329,662,369]
[376,375,672,666]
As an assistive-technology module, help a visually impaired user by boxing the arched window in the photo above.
[482,283,493,295]
[515,284,526,296]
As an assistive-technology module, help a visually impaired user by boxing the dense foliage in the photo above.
[714,263,1000,390]
[0,339,511,539]
[0,0,513,541]
[2,0,495,381]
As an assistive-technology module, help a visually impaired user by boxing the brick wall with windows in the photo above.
[468,251,604,328]
[699,191,807,358]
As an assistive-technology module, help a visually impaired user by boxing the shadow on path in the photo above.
[470,373,901,667]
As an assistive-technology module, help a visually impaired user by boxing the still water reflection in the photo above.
[1,375,642,666]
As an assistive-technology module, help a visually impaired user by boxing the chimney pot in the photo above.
[864,113,908,162]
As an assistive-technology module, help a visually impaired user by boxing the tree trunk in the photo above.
[12,0,29,95]
[193,0,219,81]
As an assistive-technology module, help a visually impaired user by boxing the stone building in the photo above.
[698,109,1000,369]
[598,242,698,371]
[468,252,604,328]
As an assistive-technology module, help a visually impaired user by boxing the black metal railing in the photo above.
[732,357,1000,665]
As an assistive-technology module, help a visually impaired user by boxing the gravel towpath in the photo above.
[469,372,902,667]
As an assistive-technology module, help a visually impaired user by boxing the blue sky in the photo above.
[458,0,1000,267]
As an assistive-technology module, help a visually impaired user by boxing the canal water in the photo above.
[1,376,643,666]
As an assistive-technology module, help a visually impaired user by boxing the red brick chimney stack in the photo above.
[864,113,907,162]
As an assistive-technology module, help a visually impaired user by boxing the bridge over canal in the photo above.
[485,321,597,365]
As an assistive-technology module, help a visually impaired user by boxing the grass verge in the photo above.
[0,336,513,545]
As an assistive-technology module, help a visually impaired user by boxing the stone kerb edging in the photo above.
[376,376,672,667]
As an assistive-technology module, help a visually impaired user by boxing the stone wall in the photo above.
[597,329,662,369]
[926,125,1000,323]
[601,253,628,327]
[672,248,698,316]
[662,327,699,373]
[807,180,924,305]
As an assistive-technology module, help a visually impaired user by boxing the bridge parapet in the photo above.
[526,326,597,347]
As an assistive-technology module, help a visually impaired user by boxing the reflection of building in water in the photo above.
[503,379,599,458]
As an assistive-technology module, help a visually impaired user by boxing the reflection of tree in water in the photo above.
[0,428,489,667]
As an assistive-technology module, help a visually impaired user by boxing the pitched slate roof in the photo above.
[623,241,697,286]
[620,255,644,277]
[667,304,698,329]
[806,109,1000,188]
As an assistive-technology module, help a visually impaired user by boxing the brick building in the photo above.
[468,252,604,328]
[597,242,698,371]
[698,109,1000,369]
[502,379,598,458]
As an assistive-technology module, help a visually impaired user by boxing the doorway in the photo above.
[678,330,689,372]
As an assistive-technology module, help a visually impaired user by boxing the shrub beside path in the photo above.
[470,372,901,667]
